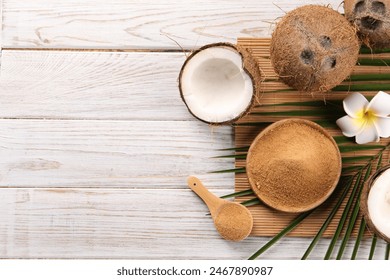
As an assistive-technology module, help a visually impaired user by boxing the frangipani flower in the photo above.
[336,91,390,144]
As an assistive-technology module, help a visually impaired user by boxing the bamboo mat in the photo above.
[235,38,390,237]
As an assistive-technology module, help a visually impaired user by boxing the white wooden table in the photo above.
[0,0,387,259]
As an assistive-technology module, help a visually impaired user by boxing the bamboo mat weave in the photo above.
[235,38,390,237]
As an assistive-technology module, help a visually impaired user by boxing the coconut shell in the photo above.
[178,42,262,125]
[360,165,390,243]
[270,5,360,93]
[344,0,390,49]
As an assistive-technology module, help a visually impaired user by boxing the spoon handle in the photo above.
[187,176,222,216]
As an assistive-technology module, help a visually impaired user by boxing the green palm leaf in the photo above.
[248,211,313,260]
[369,235,378,260]
[301,177,354,260]
[336,164,373,260]
[357,58,390,66]
[351,218,366,260]
[333,84,390,92]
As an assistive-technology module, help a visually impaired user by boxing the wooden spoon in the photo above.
[187,176,253,241]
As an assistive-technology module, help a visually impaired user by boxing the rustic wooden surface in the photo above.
[0,0,388,259]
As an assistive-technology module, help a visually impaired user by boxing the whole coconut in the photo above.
[271,5,360,92]
[344,0,390,49]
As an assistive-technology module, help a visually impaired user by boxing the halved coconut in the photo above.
[344,0,390,49]
[270,5,360,92]
[360,165,390,243]
[179,43,262,125]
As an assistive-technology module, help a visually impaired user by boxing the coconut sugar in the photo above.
[214,203,253,241]
[247,120,341,212]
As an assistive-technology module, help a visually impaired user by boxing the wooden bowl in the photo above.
[360,164,390,243]
[246,119,342,213]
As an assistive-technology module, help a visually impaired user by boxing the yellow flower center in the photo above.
[354,108,377,126]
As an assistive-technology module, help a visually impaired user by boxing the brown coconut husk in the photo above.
[178,42,262,125]
[270,5,360,93]
[360,165,390,243]
[344,0,390,49]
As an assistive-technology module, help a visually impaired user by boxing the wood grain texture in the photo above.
[1,0,385,260]
[2,0,343,49]
[0,0,2,51]
[0,188,387,259]
[0,50,193,120]
[0,120,233,188]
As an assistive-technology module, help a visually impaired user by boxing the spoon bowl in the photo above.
[187,176,253,241]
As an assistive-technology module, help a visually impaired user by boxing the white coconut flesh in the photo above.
[367,168,390,239]
[181,47,254,123]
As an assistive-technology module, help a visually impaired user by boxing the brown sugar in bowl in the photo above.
[246,119,342,213]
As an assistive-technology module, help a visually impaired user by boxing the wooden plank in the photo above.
[0,120,233,188]
[2,0,343,49]
[0,50,194,120]
[0,0,2,51]
[0,188,386,259]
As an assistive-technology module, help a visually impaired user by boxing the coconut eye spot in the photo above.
[372,1,386,14]
[320,36,332,49]
[322,57,337,71]
[354,0,366,13]
[300,49,314,65]
[361,16,382,30]
[330,57,337,68]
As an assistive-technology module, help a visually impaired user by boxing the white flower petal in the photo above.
[336,115,365,137]
[343,92,369,118]
[367,91,390,117]
[355,124,379,144]
[374,117,390,138]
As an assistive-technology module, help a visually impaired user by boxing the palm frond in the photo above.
[210,167,245,174]
[213,154,247,159]
[333,136,353,144]
[240,197,261,207]
[333,84,390,92]
[369,235,378,260]
[220,189,254,199]
[301,176,354,260]
[338,144,384,153]
[324,171,363,259]
[358,58,390,66]
[359,47,390,54]
[248,211,313,260]
[342,156,373,163]
[341,165,363,173]
[350,74,390,81]
[351,218,366,260]
[336,164,373,259]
